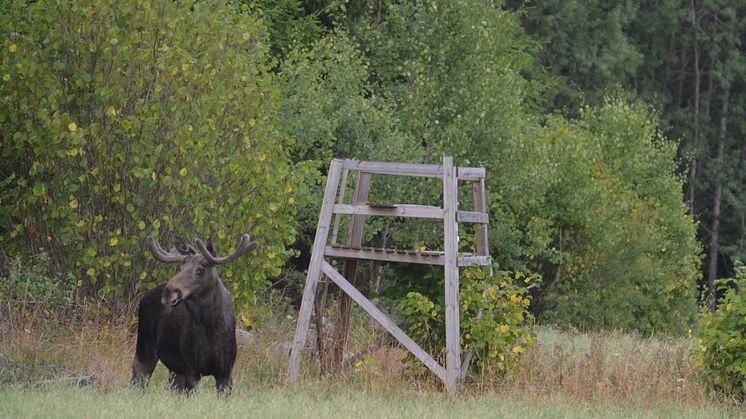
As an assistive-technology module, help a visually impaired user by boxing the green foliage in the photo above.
[350,0,699,334]
[275,31,417,247]
[242,0,324,58]
[696,263,746,399]
[396,265,539,376]
[0,0,296,307]
[537,97,700,333]
[511,0,643,111]
[0,253,75,312]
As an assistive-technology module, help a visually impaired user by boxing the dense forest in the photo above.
[1,0,744,339]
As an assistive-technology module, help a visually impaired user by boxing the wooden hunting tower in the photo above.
[287,157,490,394]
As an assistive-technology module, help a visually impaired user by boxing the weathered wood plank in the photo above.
[472,177,489,256]
[341,160,443,178]
[457,255,491,267]
[330,169,349,245]
[457,167,485,180]
[341,159,484,181]
[287,159,343,382]
[442,156,461,394]
[321,261,447,384]
[325,245,446,265]
[334,204,444,219]
[332,171,371,370]
[456,211,489,224]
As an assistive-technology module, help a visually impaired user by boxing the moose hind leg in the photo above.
[131,312,159,386]
[169,371,200,394]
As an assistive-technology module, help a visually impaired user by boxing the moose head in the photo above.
[144,234,258,307]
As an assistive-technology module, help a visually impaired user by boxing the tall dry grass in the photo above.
[485,327,705,407]
[0,301,718,410]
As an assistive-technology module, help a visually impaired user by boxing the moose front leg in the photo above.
[215,374,233,396]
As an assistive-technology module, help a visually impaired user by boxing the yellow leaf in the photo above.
[140,272,147,280]
[8,44,17,53]
[67,148,78,157]
[225,270,233,278]
[86,268,95,276]
[179,168,188,177]
[512,346,523,354]
[123,260,131,267]
[137,221,145,230]
[151,171,157,181]
[218,230,226,239]
[106,106,116,116]
[284,184,293,193]
[153,219,161,229]
[2,74,9,81]
[288,197,295,204]
[69,199,79,209]
[113,183,121,192]
[68,122,77,132]
[109,237,118,246]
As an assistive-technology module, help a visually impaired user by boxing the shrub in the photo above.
[0,0,296,307]
[396,264,539,377]
[0,253,75,313]
[696,263,746,400]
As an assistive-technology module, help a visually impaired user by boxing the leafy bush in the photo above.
[396,264,539,376]
[534,97,700,334]
[0,0,296,307]
[0,253,75,313]
[696,263,746,399]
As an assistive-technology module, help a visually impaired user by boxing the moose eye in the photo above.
[196,267,205,275]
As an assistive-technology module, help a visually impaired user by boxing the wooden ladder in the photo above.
[287,156,490,394]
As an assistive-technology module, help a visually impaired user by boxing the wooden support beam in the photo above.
[321,261,447,384]
[330,169,349,245]
[332,171,371,371]
[442,156,461,394]
[287,159,343,383]
[472,177,489,256]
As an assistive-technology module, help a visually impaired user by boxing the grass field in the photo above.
[1,383,741,419]
[0,303,743,418]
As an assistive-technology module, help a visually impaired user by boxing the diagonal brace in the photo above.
[320,261,447,384]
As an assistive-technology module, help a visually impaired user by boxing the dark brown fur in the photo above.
[132,234,257,395]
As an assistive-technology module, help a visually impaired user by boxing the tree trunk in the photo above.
[706,89,729,311]
[687,0,701,218]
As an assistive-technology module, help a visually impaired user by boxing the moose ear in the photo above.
[173,234,195,255]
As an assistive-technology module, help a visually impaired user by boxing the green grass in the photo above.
[1,382,741,419]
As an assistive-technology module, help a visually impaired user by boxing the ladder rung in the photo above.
[325,245,491,267]
[340,159,485,181]
[334,204,444,219]
[456,211,489,224]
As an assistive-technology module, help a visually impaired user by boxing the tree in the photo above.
[0,0,296,306]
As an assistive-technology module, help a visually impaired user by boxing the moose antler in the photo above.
[144,236,188,264]
[196,234,258,265]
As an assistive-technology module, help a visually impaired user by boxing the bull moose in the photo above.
[132,234,258,395]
